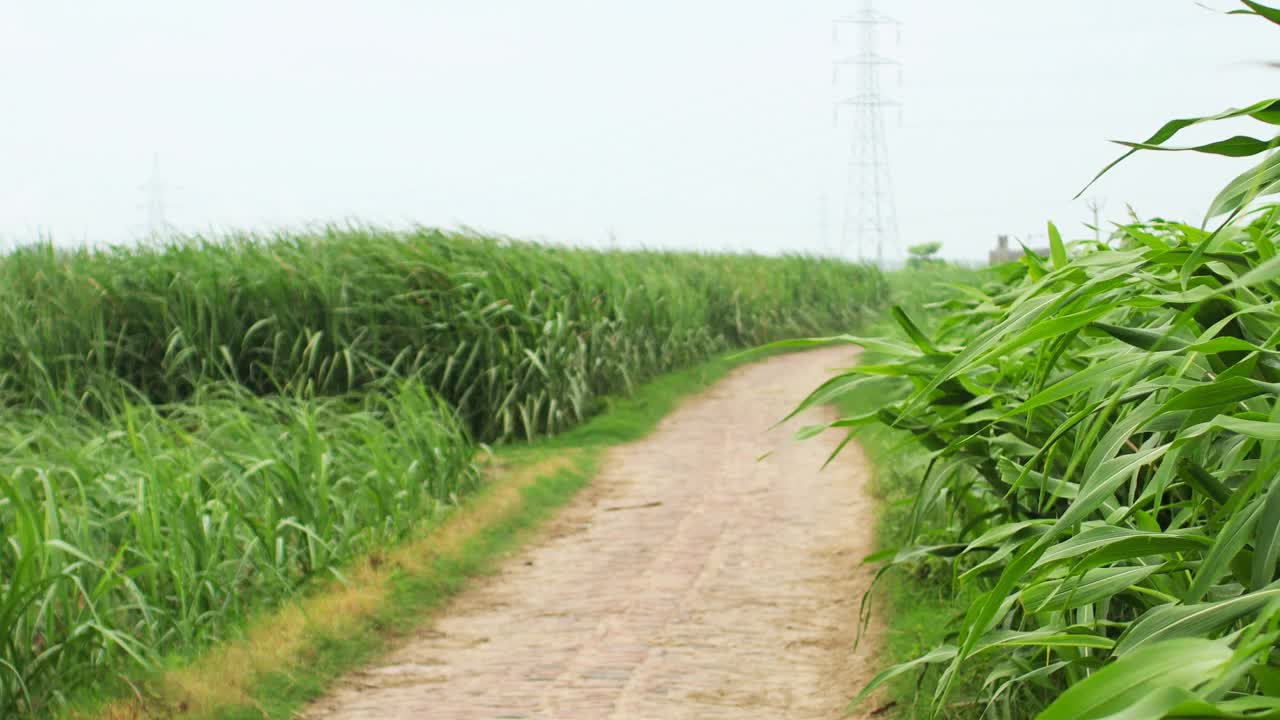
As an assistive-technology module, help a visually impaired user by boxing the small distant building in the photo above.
[988,235,1049,266]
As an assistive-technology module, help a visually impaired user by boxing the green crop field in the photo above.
[807,3,1280,717]
[0,230,887,717]
[11,3,1280,719]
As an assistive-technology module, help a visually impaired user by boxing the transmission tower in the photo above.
[819,192,832,256]
[141,152,170,240]
[1086,196,1107,243]
[834,0,900,266]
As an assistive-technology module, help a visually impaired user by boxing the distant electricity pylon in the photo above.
[141,153,172,240]
[1086,197,1107,243]
[834,0,901,267]
[819,193,832,256]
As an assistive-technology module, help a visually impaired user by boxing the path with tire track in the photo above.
[303,347,880,719]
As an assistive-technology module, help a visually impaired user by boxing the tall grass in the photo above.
[826,268,988,719]
[824,210,1280,718]
[0,228,887,441]
[0,382,476,715]
[0,229,887,716]
[805,4,1280,715]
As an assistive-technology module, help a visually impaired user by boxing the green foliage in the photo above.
[908,242,944,269]
[1078,8,1280,226]
[809,207,1280,718]
[0,230,887,717]
[1,381,476,716]
[832,281,991,718]
[0,228,888,441]
[809,5,1280,716]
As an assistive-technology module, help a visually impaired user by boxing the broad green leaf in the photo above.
[1186,337,1273,354]
[891,305,939,354]
[1116,135,1278,159]
[871,543,967,566]
[1088,687,1206,720]
[1185,498,1264,602]
[847,645,957,711]
[781,371,875,424]
[965,519,1054,551]
[1035,638,1231,720]
[1238,0,1280,28]
[1009,352,1146,417]
[1022,564,1164,612]
[977,303,1119,369]
[1048,444,1171,536]
[1049,221,1067,268]
[1006,462,1080,500]
[793,411,879,440]
[1206,250,1280,296]
[1077,98,1280,198]
[1094,323,1189,352]
[961,540,1029,582]
[1157,376,1271,415]
[1035,526,1212,569]
[751,334,920,358]
[974,628,1115,652]
[1252,479,1280,590]
[1208,150,1280,219]
[1114,584,1280,655]
[1182,414,1280,442]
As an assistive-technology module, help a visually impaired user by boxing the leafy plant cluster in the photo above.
[2,380,474,716]
[803,3,1280,717]
[0,228,889,441]
[907,242,944,269]
[0,232,888,716]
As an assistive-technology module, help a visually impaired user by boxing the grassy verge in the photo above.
[831,265,990,719]
[836,383,984,719]
[71,347,767,720]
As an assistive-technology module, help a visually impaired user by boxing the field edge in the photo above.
[68,348,776,720]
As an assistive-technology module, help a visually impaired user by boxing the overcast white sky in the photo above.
[2,1,1277,261]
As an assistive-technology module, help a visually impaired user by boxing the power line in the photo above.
[834,0,901,267]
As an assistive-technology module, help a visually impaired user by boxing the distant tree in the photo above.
[906,242,943,268]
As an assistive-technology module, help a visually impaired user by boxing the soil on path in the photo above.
[303,347,882,719]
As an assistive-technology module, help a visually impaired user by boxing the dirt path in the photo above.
[303,347,881,719]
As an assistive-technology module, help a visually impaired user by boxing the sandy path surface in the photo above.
[303,347,881,719]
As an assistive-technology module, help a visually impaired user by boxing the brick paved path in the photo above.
[304,347,880,719]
